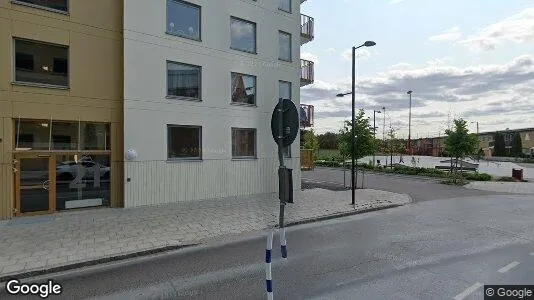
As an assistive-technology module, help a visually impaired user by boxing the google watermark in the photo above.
[5,279,62,299]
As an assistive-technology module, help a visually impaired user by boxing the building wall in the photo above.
[0,0,124,219]
[123,0,302,207]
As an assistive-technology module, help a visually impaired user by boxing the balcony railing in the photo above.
[300,104,314,128]
[301,14,314,44]
[300,59,314,87]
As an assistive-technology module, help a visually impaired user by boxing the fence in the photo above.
[300,149,314,170]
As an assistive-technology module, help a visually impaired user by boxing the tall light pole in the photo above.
[336,40,376,205]
[382,106,386,142]
[471,121,480,160]
[373,109,381,166]
[407,90,413,156]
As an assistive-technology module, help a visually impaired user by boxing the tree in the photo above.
[385,125,405,167]
[444,119,478,183]
[317,132,339,149]
[493,132,506,157]
[511,132,523,158]
[338,109,379,162]
[302,129,319,151]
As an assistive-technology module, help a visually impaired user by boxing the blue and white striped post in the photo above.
[265,231,274,300]
[280,228,287,259]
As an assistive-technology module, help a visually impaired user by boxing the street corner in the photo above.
[357,188,413,205]
[464,181,534,194]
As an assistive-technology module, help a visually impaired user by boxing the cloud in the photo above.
[389,62,413,70]
[428,27,462,42]
[301,52,319,63]
[458,7,534,52]
[341,48,372,61]
[302,55,534,136]
[325,47,336,53]
[390,0,406,3]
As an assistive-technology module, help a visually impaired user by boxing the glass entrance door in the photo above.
[15,156,55,215]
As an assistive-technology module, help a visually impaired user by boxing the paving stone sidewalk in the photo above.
[464,181,534,194]
[0,188,411,280]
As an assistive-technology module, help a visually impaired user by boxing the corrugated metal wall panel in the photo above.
[121,157,302,208]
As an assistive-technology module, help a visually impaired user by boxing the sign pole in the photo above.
[277,97,285,229]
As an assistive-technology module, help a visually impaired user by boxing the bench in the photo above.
[435,166,477,172]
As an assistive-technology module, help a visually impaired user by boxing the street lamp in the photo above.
[373,109,381,166]
[471,121,480,160]
[336,40,376,205]
[407,90,413,156]
[382,106,386,142]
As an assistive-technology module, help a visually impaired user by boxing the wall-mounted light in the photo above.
[125,149,137,160]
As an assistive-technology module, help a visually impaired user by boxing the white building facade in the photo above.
[122,0,314,207]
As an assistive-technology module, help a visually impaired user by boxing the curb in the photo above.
[285,203,403,227]
[0,244,199,283]
[0,203,407,283]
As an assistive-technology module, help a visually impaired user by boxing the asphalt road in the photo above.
[302,167,502,201]
[3,194,534,299]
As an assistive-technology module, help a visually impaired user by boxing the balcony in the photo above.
[301,14,314,45]
[300,59,314,87]
[300,104,314,128]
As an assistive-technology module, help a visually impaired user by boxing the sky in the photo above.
[300,0,534,139]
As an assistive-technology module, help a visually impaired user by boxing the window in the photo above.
[166,0,201,41]
[13,0,68,13]
[230,17,256,53]
[14,39,69,87]
[279,80,291,101]
[279,31,292,62]
[14,120,110,151]
[232,128,256,158]
[278,0,291,12]
[231,73,256,105]
[167,125,202,160]
[167,61,201,99]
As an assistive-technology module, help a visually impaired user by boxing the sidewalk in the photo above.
[464,181,534,194]
[0,188,411,281]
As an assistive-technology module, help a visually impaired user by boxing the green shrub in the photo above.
[462,172,492,181]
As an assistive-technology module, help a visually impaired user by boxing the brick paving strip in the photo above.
[0,188,411,281]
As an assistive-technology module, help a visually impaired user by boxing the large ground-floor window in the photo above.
[13,119,111,216]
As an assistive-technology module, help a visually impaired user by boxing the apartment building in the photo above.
[478,128,534,157]
[0,0,123,219]
[0,0,314,219]
[122,0,314,207]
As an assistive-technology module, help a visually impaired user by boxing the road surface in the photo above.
[2,194,534,299]
[302,167,504,201]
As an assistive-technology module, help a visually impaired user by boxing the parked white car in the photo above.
[56,158,109,180]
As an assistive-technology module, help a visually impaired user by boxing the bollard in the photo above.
[266,232,273,300]
[280,228,287,259]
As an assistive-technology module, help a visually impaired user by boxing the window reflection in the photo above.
[230,17,256,53]
[55,155,110,210]
[14,120,109,151]
[231,73,256,104]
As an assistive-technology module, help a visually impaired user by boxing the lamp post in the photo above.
[373,109,381,166]
[407,90,413,156]
[336,40,376,205]
[382,106,386,142]
[471,121,480,160]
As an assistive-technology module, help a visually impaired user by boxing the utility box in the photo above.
[278,167,293,203]
[512,168,524,181]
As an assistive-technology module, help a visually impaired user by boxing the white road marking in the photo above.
[454,282,482,300]
[498,261,519,273]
